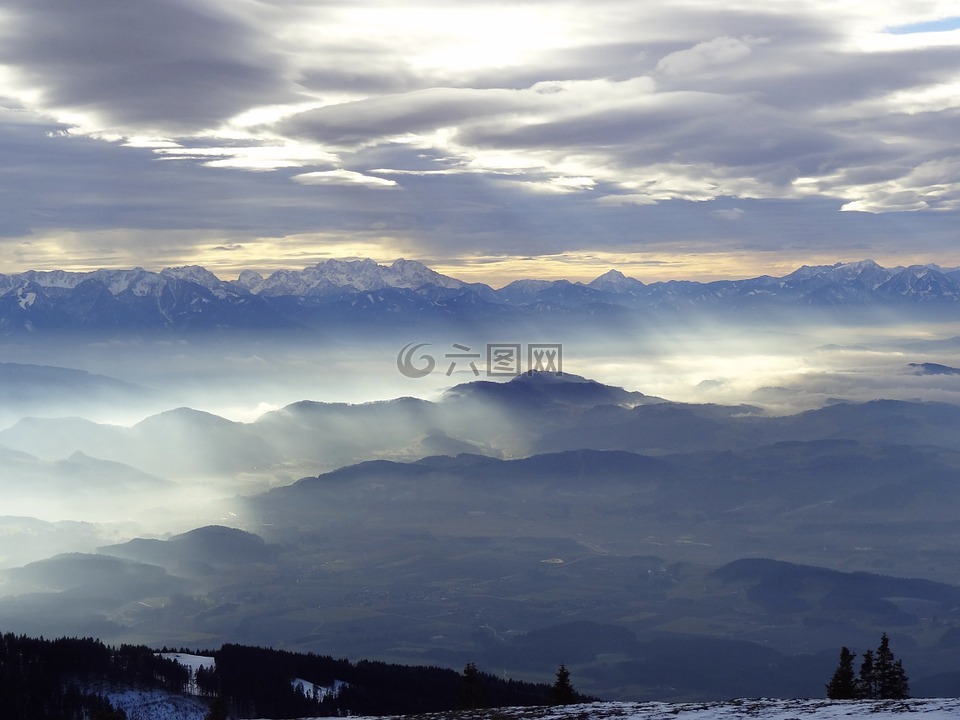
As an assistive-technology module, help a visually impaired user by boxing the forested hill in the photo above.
[0,634,184,719]
[0,633,594,719]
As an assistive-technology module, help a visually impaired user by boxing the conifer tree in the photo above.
[873,633,909,699]
[889,659,910,700]
[856,648,876,699]
[847,633,910,700]
[549,664,577,706]
[826,646,858,699]
[458,662,484,710]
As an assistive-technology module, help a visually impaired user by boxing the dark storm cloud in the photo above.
[0,109,355,245]
[0,0,294,131]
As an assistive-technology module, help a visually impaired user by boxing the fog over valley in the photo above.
[3,259,960,701]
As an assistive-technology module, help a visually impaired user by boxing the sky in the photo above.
[1,0,959,284]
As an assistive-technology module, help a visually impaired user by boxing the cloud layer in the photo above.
[1,0,959,279]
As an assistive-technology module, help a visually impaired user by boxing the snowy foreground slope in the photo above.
[97,695,960,720]
[289,698,960,720]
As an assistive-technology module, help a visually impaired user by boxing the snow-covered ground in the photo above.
[157,652,215,674]
[488,698,959,720]
[100,688,960,720]
[546,699,960,720]
[158,652,215,696]
[104,688,209,720]
[291,677,348,700]
[280,698,960,720]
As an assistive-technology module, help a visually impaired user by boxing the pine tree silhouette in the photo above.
[458,662,484,709]
[857,648,876,699]
[549,664,577,706]
[874,634,909,699]
[889,659,910,700]
[841,633,910,700]
[826,646,858,699]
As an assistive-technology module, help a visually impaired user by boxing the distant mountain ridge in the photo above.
[2,258,959,332]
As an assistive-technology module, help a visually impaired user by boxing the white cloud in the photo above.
[291,169,397,188]
[830,157,960,212]
[596,194,659,207]
[154,142,339,171]
[506,175,597,194]
[655,36,756,76]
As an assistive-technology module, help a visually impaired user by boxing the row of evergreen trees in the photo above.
[0,631,592,719]
[205,643,593,715]
[0,633,189,720]
[459,662,583,709]
[826,633,910,700]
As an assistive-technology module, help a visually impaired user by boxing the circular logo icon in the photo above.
[397,342,436,378]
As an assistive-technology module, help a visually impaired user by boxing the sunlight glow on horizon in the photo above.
[4,240,960,286]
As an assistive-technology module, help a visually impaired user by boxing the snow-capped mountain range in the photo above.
[235,258,465,296]
[1,258,958,332]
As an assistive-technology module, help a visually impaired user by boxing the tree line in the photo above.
[826,633,910,700]
[458,661,586,709]
[0,633,189,720]
[202,644,594,716]
[0,631,594,719]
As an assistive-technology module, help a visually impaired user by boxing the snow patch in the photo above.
[158,652,215,674]
[291,677,348,700]
[103,688,209,720]
[17,289,36,309]
[158,652,215,695]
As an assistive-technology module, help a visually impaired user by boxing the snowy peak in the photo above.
[237,258,465,296]
[162,265,228,289]
[831,259,893,290]
[777,260,901,300]
[785,259,891,283]
[93,268,165,296]
[17,269,90,289]
[783,262,842,280]
[382,258,464,290]
[162,265,242,300]
[0,259,468,301]
[496,279,558,304]
[878,265,960,299]
[588,269,646,292]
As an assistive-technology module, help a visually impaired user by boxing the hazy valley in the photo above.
[3,259,960,703]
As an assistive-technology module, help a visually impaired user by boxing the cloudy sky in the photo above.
[1,0,959,284]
